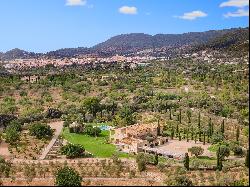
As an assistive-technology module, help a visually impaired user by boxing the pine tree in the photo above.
[184,153,189,170]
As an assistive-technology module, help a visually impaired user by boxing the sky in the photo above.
[0,0,249,53]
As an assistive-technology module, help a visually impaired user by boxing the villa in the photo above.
[110,123,168,154]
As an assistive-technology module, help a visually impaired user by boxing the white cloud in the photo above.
[220,0,249,8]
[66,0,87,6]
[224,8,249,17]
[176,11,207,20]
[119,6,138,15]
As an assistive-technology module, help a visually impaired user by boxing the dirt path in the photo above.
[38,121,64,160]
[0,141,11,159]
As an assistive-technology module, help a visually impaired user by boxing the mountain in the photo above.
[1,27,248,60]
[46,47,94,58]
[93,33,153,53]
[195,27,249,56]
[93,28,240,54]
[0,48,40,61]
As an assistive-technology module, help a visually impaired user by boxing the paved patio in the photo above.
[143,139,214,159]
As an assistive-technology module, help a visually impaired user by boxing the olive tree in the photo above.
[55,166,82,186]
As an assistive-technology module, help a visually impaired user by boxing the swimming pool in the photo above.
[98,124,114,131]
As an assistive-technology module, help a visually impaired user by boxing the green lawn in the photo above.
[191,156,217,165]
[61,128,129,158]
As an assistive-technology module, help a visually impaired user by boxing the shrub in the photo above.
[218,145,230,160]
[8,120,22,132]
[175,175,193,186]
[46,108,63,119]
[157,163,166,172]
[136,153,147,172]
[0,114,17,128]
[211,133,224,144]
[5,127,20,145]
[84,125,101,137]
[60,144,85,158]
[231,145,244,156]
[188,146,204,157]
[55,166,82,186]
[0,156,11,177]
[29,123,53,139]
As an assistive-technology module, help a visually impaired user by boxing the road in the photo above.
[38,121,64,160]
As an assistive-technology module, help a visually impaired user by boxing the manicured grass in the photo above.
[208,144,221,152]
[193,156,217,165]
[61,128,129,158]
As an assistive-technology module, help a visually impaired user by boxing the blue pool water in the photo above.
[99,125,113,131]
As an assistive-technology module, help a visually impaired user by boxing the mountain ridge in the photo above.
[0,27,248,60]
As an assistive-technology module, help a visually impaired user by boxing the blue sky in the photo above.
[0,0,249,52]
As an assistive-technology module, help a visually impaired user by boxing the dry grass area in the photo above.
[9,132,49,160]
[1,177,162,186]
[164,165,249,186]
[0,159,163,186]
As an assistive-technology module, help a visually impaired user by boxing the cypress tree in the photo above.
[112,101,115,116]
[208,118,212,137]
[203,132,206,145]
[236,126,240,142]
[211,122,214,136]
[179,109,182,124]
[198,112,201,141]
[191,127,194,140]
[187,109,192,123]
[178,132,181,141]
[169,108,172,120]
[245,149,249,168]
[171,127,175,140]
[194,133,197,143]
[184,153,190,170]
[221,119,225,134]
[154,154,159,165]
[217,146,223,171]
[157,119,161,136]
